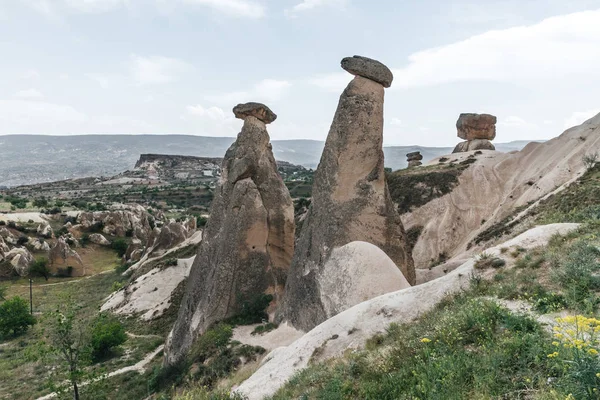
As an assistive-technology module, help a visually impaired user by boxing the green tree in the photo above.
[110,238,128,258]
[0,296,36,338]
[30,258,51,281]
[90,314,126,361]
[46,305,90,400]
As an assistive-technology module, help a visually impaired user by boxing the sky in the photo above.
[0,0,599,146]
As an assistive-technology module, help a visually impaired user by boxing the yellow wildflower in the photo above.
[420,338,431,343]
[589,348,599,356]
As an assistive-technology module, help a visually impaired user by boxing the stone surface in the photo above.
[6,247,34,276]
[408,160,423,168]
[275,74,415,332]
[37,222,53,238]
[49,237,83,268]
[164,110,295,366]
[88,233,111,246]
[452,139,496,153]
[146,220,194,257]
[406,151,423,161]
[79,205,154,242]
[456,113,497,141]
[233,102,277,124]
[27,238,51,252]
[341,55,393,88]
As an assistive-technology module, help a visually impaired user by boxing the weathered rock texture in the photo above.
[341,55,393,88]
[6,247,34,276]
[49,237,83,269]
[407,151,423,168]
[78,205,154,242]
[456,113,497,140]
[453,113,497,153]
[164,103,295,366]
[88,233,111,246]
[276,57,415,332]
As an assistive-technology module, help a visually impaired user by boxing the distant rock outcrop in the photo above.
[276,56,415,332]
[88,233,111,246]
[406,151,423,168]
[164,102,295,366]
[50,237,83,269]
[78,204,153,241]
[5,247,34,276]
[453,113,497,153]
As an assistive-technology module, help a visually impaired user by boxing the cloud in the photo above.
[129,54,193,85]
[184,104,239,136]
[0,99,87,130]
[205,79,292,106]
[307,72,351,92]
[15,89,44,99]
[564,110,600,129]
[285,0,347,17]
[390,9,600,89]
[182,0,265,18]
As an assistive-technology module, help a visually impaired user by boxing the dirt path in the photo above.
[36,344,164,400]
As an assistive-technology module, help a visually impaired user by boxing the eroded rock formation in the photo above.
[275,56,415,332]
[164,102,295,366]
[407,151,423,168]
[453,113,497,153]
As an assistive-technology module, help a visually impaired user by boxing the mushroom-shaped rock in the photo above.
[406,151,423,161]
[276,57,414,332]
[233,102,277,124]
[165,103,295,366]
[456,113,497,140]
[452,139,496,153]
[341,55,393,88]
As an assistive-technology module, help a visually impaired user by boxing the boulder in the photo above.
[408,160,422,168]
[406,151,423,161]
[276,57,415,332]
[50,237,83,268]
[88,233,111,246]
[452,139,496,153]
[37,222,53,238]
[456,113,497,141]
[0,228,16,246]
[165,103,295,366]
[6,248,34,276]
[79,205,153,241]
[125,238,144,263]
[28,238,51,252]
[341,55,393,88]
[233,102,277,124]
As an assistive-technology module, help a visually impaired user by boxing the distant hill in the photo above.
[0,135,537,187]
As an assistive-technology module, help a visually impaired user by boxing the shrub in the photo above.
[224,293,273,326]
[0,297,36,338]
[196,216,208,228]
[89,314,127,362]
[30,258,51,281]
[17,235,29,246]
[583,152,598,169]
[111,238,128,258]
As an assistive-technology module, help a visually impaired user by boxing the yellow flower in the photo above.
[547,352,559,358]
[588,348,599,355]
[552,341,560,346]
[596,372,600,378]
[420,338,431,343]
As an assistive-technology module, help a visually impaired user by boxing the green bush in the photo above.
[30,258,50,281]
[0,297,36,338]
[90,314,127,361]
[224,293,273,326]
[111,238,129,258]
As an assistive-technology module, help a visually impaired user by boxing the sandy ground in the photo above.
[0,212,49,223]
[234,223,579,400]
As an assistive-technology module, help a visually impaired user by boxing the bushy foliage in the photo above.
[110,238,128,258]
[89,314,127,361]
[30,258,51,281]
[0,296,36,338]
[224,293,273,326]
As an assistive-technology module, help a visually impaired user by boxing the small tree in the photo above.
[583,152,598,169]
[110,238,128,258]
[30,258,51,281]
[90,314,126,362]
[46,305,90,400]
[0,296,36,338]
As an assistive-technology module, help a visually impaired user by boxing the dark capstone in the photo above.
[341,55,393,88]
[233,102,277,124]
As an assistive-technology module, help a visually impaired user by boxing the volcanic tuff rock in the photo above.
[456,113,497,141]
[407,151,423,168]
[341,55,393,88]
[233,102,277,124]
[276,56,415,332]
[453,139,496,153]
[78,205,153,241]
[50,237,83,267]
[88,233,111,246]
[164,102,295,366]
[6,247,34,276]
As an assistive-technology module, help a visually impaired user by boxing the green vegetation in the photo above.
[30,258,51,281]
[90,314,127,362]
[110,238,129,258]
[387,162,470,215]
[0,296,36,339]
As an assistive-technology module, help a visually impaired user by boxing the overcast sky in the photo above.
[0,0,599,146]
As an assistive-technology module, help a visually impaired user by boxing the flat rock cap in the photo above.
[341,55,393,88]
[233,102,277,124]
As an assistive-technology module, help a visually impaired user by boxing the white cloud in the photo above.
[129,54,193,85]
[564,110,600,129]
[184,104,239,136]
[307,72,351,92]
[205,79,292,106]
[182,0,265,18]
[285,0,347,17]
[15,89,44,99]
[499,116,538,129]
[390,9,600,89]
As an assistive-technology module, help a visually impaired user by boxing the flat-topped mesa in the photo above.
[453,113,497,153]
[406,151,423,168]
[164,102,295,366]
[233,102,277,124]
[341,55,393,88]
[276,56,414,332]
